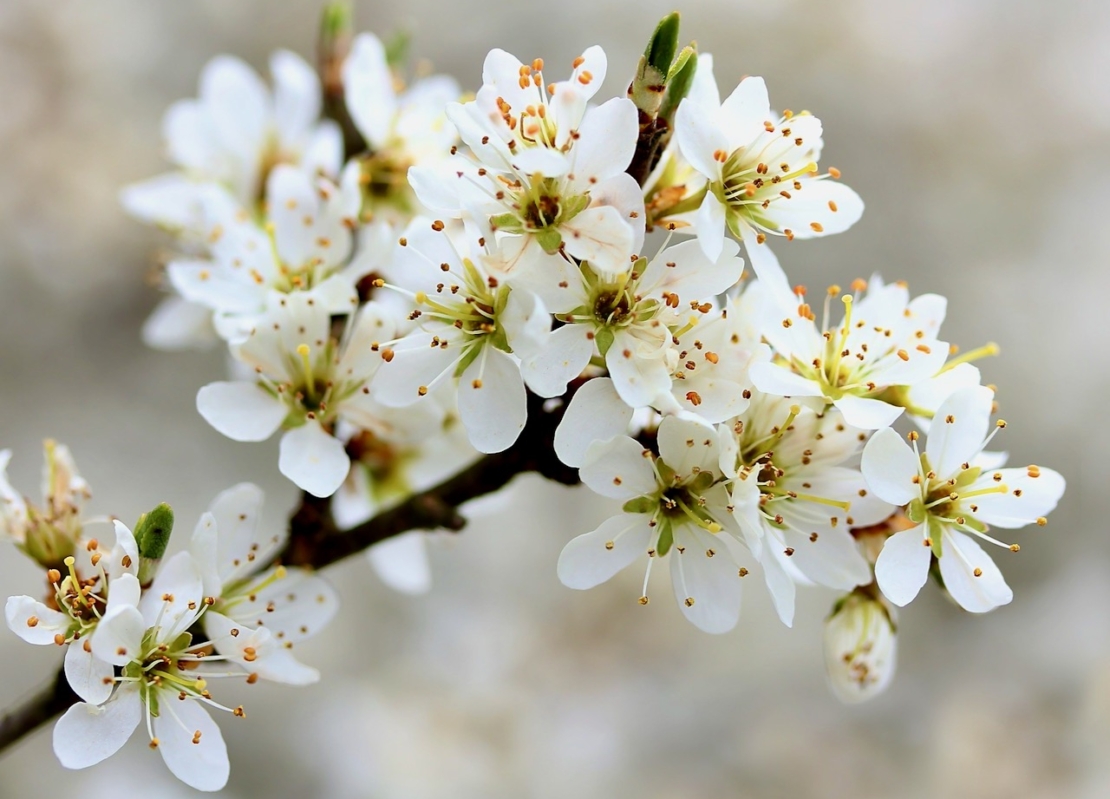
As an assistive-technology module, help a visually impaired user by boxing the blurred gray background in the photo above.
[0,1,1104,797]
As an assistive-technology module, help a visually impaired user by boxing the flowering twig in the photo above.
[0,390,578,757]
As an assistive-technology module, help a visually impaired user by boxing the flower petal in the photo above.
[553,378,634,468]
[560,204,635,276]
[196,381,285,442]
[861,427,921,506]
[874,525,931,607]
[342,33,397,149]
[748,363,825,399]
[926,385,995,478]
[458,347,527,453]
[53,686,141,770]
[969,467,1066,529]
[279,422,351,498]
[579,436,657,500]
[5,596,71,645]
[368,532,432,595]
[557,513,654,589]
[834,394,904,430]
[91,606,146,667]
[939,530,1012,613]
[670,526,744,633]
[154,696,229,792]
[675,97,727,181]
[64,643,115,705]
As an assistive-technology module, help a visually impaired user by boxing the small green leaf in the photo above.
[659,47,697,122]
[645,13,681,76]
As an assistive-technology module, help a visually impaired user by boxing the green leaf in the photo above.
[659,47,697,123]
[645,13,681,76]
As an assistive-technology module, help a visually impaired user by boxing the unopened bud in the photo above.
[823,590,896,703]
[133,503,174,584]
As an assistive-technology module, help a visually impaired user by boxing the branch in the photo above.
[0,390,579,757]
[0,670,76,754]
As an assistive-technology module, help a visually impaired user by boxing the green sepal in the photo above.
[689,470,716,493]
[534,226,563,254]
[319,1,353,41]
[655,521,674,557]
[490,212,523,235]
[623,497,657,515]
[655,461,676,486]
[560,193,591,224]
[454,342,484,378]
[906,498,926,524]
[134,503,174,585]
[594,327,615,358]
[928,517,945,559]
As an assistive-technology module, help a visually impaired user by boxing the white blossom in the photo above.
[748,276,949,429]
[861,386,1065,612]
[558,415,753,633]
[674,71,862,286]
[411,47,644,280]
[197,289,394,497]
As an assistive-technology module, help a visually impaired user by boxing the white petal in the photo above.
[200,55,269,161]
[458,347,527,454]
[718,76,771,146]
[748,363,825,398]
[554,378,634,468]
[693,192,726,262]
[939,530,1012,613]
[570,97,638,182]
[107,521,140,581]
[140,552,204,637]
[561,204,635,275]
[557,513,654,589]
[154,696,229,792]
[739,224,791,295]
[343,33,397,149]
[224,567,339,644]
[519,324,593,399]
[64,644,115,705]
[368,532,432,595]
[579,436,657,500]
[760,545,797,627]
[53,687,141,770]
[861,427,921,506]
[266,165,319,267]
[656,415,719,478]
[762,180,864,239]
[5,596,70,645]
[670,526,744,633]
[968,467,1065,529]
[926,385,995,478]
[142,297,218,351]
[373,332,460,407]
[206,482,283,586]
[105,573,142,616]
[91,606,146,667]
[605,328,673,409]
[782,527,870,591]
[874,525,932,607]
[271,49,320,146]
[834,394,904,430]
[675,97,727,181]
[196,381,285,442]
[279,422,351,498]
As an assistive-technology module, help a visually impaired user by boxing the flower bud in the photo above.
[823,590,897,703]
[133,502,174,584]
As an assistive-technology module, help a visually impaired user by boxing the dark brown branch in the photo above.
[0,670,76,754]
[0,390,580,756]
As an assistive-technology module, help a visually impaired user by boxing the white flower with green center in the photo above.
[56,552,235,792]
[748,275,950,429]
[190,483,339,683]
[719,394,892,625]
[823,590,897,703]
[343,32,460,224]
[515,238,744,407]
[121,50,341,235]
[674,74,863,285]
[861,386,1066,612]
[558,415,752,634]
[371,224,550,453]
[166,163,363,343]
[410,46,644,279]
[0,440,91,568]
[6,520,140,704]
[197,289,395,497]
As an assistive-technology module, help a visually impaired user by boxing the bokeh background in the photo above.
[0,0,1105,796]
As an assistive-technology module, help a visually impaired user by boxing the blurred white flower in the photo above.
[861,385,1066,612]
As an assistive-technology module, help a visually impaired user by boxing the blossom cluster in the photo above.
[2,11,1068,792]
[3,445,337,791]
